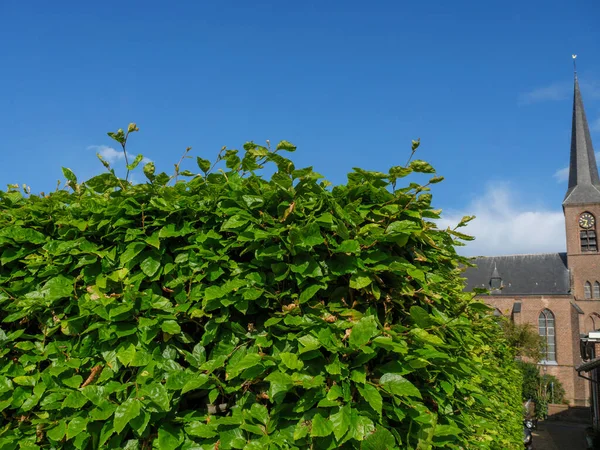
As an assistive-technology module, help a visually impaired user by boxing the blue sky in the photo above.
[1,1,599,255]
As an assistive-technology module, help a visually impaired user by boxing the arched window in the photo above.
[585,281,592,299]
[594,282,600,299]
[538,309,556,362]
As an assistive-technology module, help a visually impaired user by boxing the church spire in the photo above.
[563,56,600,205]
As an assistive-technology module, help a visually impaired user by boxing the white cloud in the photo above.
[554,151,600,183]
[88,145,152,166]
[553,166,569,182]
[438,183,565,256]
[519,82,570,105]
[519,78,600,105]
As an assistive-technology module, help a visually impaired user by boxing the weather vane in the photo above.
[573,54,577,74]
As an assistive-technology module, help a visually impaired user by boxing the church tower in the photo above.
[563,68,600,300]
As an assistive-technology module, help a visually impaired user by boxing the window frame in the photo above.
[538,309,556,363]
[585,281,593,299]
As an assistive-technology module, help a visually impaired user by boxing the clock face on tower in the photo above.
[579,212,595,229]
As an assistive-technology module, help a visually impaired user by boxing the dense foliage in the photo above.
[0,127,523,449]
[499,320,544,362]
[517,361,566,419]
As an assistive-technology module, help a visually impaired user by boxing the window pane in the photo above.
[582,230,588,238]
[539,314,546,323]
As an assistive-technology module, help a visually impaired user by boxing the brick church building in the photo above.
[464,71,600,406]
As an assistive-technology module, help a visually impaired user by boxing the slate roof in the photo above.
[463,253,570,296]
[563,74,600,205]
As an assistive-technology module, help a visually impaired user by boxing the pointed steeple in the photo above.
[563,63,600,205]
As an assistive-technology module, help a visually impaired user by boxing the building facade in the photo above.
[464,72,600,406]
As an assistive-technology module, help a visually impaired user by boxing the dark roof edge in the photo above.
[576,357,600,373]
[472,293,571,297]
[571,301,585,314]
[468,252,567,259]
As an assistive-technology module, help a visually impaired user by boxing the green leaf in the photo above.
[157,424,183,450]
[310,412,334,437]
[357,384,383,417]
[197,157,211,173]
[410,328,444,346]
[350,315,378,347]
[222,215,250,230]
[66,416,89,440]
[113,398,142,434]
[279,352,304,371]
[409,159,435,173]
[409,306,432,328]
[330,404,352,441]
[350,272,372,290]
[12,376,35,387]
[385,220,419,235]
[62,167,77,184]
[361,427,397,450]
[108,129,126,144]
[27,275,73,302]
[265,371,293,404]
[63,391,88,409]
[335,240,361,254]
[249,403,269,426]
[227,353,262,379]
[276,140,297,152]
[379,373,422,398]
[117,343,137,366]
[440,381,454,396]
[161,320,181,335]
[47,421,67,441]
[456,215,476,228]
[389,165,412,179]
[242,195,264,209]
[141,256,161,277]
[434,424,461,437]
[127,154,144,171]
[81,385,107,406]
[186,421,217,438]
[181,374,209,394]
[299,284,323,303]
[143,162,156,180]
[0,225,45,244]
[120,242,146,265]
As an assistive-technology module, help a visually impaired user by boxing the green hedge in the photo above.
[0,129,523,449]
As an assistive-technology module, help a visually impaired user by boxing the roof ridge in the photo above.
[470,252,565,258]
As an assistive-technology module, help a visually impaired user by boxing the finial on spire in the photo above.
[573,54,578,76]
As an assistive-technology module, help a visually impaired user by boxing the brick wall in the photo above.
[564,204,600,301]
[483,295,586,405]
